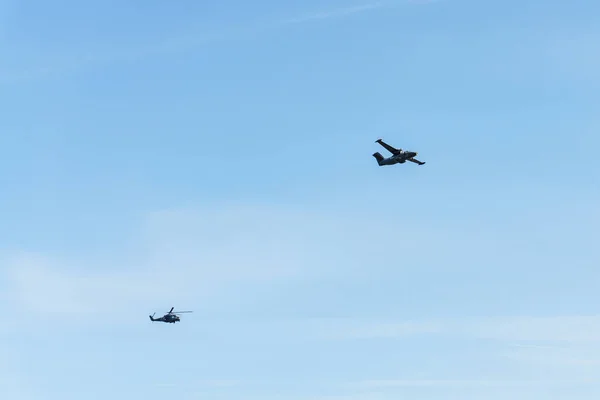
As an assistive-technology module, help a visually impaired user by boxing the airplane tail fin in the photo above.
[372,152,384,165]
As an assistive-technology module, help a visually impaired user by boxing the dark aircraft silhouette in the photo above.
[149,307,192,323]
[373,139,425,166]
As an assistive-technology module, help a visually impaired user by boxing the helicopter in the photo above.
[149,307,192,323]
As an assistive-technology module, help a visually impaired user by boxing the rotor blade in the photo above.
[174,311,193,313]
[169,307,174,313]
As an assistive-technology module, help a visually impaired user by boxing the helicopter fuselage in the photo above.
[149,307,191,324]
[150,314,180,323]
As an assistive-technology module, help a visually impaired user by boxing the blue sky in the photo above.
[1,0,599,398]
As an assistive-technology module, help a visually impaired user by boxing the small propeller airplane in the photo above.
[149,307,192,324]
[372,138,425,166]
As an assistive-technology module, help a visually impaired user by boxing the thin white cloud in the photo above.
[3,200,498,327]
[4,204,598,344]
[0,346,35,400]
[502,341,600,370]
[300,394,387,400]
[545,32,600,84]
[282,2,386,24]
[154,379,242,388]
[323,320,445,339]
[354,378,596,387]
[0,0,439,84]
[280,0,443,24]
[317,315,600,382]
[1,206,319,321]
[332,316,600,343]
[4,202,597,397]
[508,343,569,349]
[457,316,600,343]
[1,203,420,326]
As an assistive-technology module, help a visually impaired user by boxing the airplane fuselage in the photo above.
[380,151,417,165]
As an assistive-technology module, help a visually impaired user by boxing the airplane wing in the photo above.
[375,139,400,155]
[408,158,425,165]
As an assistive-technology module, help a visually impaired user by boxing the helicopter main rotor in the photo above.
[165,307,193,315]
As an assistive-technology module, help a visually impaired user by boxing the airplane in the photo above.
[149,307,192,324]
[373,138,425,166]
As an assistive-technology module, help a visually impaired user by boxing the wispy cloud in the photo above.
[5,201,596,397]
[282,2,386,24]
[154,380,242,389]
[0,346,35,400]
[545,32,600,85]
[1,203,418,327]
[2,201,495,328]
[282,0,444,24]
[1,205,324,321]
[331,315,600,343]
[354,378,597,388]
[503,341,600,369]
[0,0,439,84]
[318,315,600,378]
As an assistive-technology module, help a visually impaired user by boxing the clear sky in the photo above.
[1,0,599,399]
